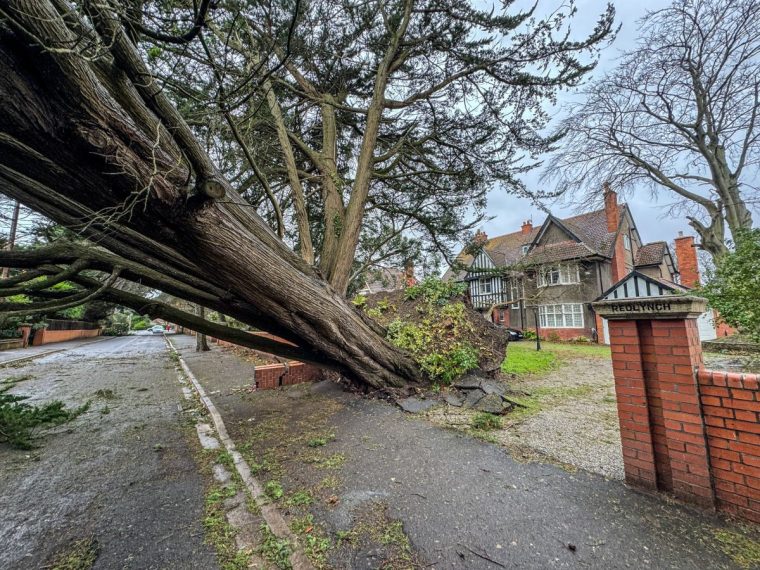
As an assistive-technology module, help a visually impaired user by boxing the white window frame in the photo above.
[538,304,584,329]
[623,234,631,251]
[537,263,580,287]
[521,245,530,256]
[478,278,492,294]
[510,280,521,308]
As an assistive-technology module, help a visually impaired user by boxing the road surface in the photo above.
[0,335,218,569]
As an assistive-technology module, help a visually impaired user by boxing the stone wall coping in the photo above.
[592,295,708,320]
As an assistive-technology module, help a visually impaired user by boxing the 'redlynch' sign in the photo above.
[610,300,673,313]
[592,295,708,321]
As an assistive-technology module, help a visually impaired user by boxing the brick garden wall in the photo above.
[698,369,760,523]
[607,316,760,523]
[208,332,322,390]
[254,362,323,390]
[31,328,100,346]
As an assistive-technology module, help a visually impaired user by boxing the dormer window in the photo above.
[521,245,529,256]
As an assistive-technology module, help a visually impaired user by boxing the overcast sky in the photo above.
[480,0,687,246]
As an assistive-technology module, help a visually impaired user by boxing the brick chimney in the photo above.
[603,182,619,232]
[473,230,488,248]
[521,220,533,235]
[674,231,700,288]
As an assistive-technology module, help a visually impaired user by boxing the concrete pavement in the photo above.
[172,334,758,569]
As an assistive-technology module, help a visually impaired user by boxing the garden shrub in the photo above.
[547,331,561,343]
[403,277,466,305]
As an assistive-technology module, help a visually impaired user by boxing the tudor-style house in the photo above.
[444,186,689,342]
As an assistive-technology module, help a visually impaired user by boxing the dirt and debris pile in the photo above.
[356,278,509,385]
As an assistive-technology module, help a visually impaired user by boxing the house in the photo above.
[356,263,417,296]
[444,185,687,342]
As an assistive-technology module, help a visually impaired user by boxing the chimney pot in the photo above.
[521,220,533,235]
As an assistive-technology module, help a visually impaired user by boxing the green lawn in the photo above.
[501,341,610,375]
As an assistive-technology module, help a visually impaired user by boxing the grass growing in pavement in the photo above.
[257,524,292,569]
[506,385,596,423]
[471,412,502,431]
[713,529,760,569]
[48,537,99,570]
[502,342,611,376]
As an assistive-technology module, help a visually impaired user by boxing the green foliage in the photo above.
[546,331,562,343]
[386,307,479,384]
[713,528,760,569]
[265,480,284,500]
[257,524,292,569]
[0,328,21,339]
[285,490,313,506]
[131,316,152,331]
[0,393,90,449]
[701,229,760,341]
[307,433,333,447]
[501,343,558,375]
[523,329,537,340]
[351,294,367,308]
[471,412,502,431]
[49,537,99,570]
[403,277,466,305]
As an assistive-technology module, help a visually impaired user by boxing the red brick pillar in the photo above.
[17,324,32,348]
[595,296,716,509]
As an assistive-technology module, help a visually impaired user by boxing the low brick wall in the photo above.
[541,327,592,341]
[255,362,323,390]
[31,328,100,346]
[0,338,23,351]
[208,332,322,390]
[698,369,760,523]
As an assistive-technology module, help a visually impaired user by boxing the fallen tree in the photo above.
[0,0,613,388]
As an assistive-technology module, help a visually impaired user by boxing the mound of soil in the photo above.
[363,290,509,375]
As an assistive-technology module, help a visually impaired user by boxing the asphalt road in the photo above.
[0,335,218,570]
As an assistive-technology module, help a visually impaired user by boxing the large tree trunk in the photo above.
[0,199,20,279]
[195,305,210,352]
[0,0,422,389]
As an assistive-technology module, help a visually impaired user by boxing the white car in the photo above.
[149,325,166,334]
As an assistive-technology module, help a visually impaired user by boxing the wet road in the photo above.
[0,335,218,569]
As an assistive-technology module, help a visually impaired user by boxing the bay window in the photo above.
[538,304,584,328]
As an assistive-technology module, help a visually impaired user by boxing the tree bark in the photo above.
[195,304,210,352]
[0,199,20,279]
[0,0,422,389]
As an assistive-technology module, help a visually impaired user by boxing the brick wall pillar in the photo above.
[595,296,716,509]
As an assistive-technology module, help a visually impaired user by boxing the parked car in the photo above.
[505,327,524,341]
[150,325,166,334]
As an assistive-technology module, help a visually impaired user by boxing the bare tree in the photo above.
[546,0,759,260]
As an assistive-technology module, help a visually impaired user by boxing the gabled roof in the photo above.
[444,205,625,280]
[634,241,667,267]
[595,270,689,301]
